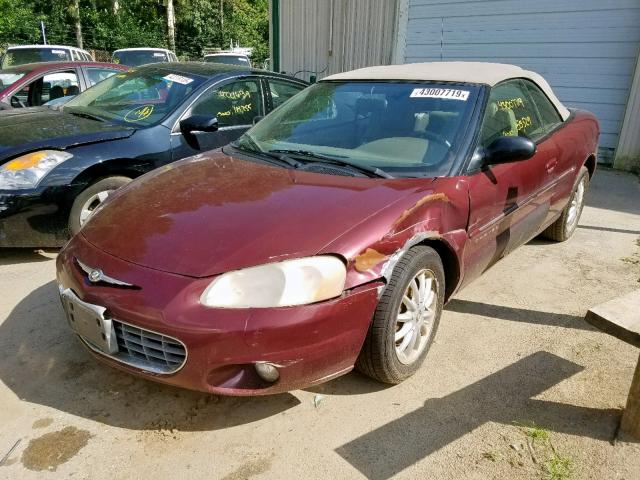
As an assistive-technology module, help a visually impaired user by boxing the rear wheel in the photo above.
[356,246,445,384]
[69,176,131,235]
[542,166,589,242]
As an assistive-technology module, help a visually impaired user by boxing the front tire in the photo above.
[69,176,131,235]
[356,246,445,384]
[542,166,589,242]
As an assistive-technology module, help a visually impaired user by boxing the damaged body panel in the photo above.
[56,62,600,394]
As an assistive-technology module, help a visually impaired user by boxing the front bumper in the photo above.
[56,234,382,395]
[0,185,79,247]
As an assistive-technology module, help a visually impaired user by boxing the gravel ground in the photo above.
[0,168,639,479]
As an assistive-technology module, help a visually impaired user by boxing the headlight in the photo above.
[200,256,346,308]
[0,150,73,189]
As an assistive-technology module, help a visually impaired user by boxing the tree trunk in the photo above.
[112,0,119,15]
[71,0,83,49]
[219,0,224,47]
[167,0,176,52]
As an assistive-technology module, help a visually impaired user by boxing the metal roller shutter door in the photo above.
[404,0,640,162]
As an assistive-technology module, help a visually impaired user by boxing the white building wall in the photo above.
[276,0,399,82]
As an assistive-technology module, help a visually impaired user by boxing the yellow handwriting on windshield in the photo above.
[124,104,155,122]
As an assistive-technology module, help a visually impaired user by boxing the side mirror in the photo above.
[180,115,219,135]
[252,115,264,125]
[484,136,536,166]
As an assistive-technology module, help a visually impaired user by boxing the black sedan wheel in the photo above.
[69,176,131,235]
[356,246,445,384]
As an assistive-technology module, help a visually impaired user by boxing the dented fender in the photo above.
[322,177,471,294]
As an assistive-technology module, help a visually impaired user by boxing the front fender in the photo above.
[321,177,470,291]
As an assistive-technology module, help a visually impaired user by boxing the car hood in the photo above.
[0,108,135,163]
[81,151,429,277]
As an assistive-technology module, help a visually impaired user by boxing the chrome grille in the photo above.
[112,321,186,374]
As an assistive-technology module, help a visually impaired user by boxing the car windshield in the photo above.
[204,55,250,66]
[235,81,480,178]
[1,48,70,68]
[0,72,26,91]
[64,68,205,127]
[113,50,169,67]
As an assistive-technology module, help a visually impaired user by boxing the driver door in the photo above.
[170,77,264,160]
[462,80,559,284]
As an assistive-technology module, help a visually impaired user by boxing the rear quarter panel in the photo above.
[549,110,599,217]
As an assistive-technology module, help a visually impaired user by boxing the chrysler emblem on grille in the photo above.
[76,259,134,287]
[88,268,103,283]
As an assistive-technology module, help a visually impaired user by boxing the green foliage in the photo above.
[545,453,572,480]
[0,0,269,62]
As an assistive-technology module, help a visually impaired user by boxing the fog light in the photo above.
[255,362,279,382]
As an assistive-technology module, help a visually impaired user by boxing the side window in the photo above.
[523,80,563,134]
[41,71,80,104]
[268,79,305,110]
[189,79,263,127]
[480,80,544,147]
[85,68,120,86]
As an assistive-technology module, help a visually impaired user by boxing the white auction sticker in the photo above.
[163,74,194,85]
[51,49,66,55]
[410,88,470,101]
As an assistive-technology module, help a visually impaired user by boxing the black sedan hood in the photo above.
[0,108,135,163]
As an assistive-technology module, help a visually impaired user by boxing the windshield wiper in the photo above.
[268,149,393,179]
[65,108,106,123]
[230,137,302,168]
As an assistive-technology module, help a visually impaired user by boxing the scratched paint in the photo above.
[391,193,450,231]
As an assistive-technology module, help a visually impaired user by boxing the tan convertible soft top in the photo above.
[324,62,570,121]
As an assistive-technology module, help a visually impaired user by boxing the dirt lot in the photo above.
[0,168,639,479]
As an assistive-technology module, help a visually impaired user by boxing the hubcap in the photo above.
[566,179,585,231]
[395,269,438,365]
[79,190,112,227]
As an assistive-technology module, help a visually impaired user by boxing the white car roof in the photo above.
[7,44,89,53]
[325,62,570,120]
[113,48,173,53]
[205,53,248,57]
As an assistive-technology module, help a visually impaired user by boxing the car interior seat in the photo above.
[66,85,80,96]
[482,102,518,145]
[49,85,64,101]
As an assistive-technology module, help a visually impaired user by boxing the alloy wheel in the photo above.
[395,269,438,365]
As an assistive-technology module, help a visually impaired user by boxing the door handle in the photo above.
[545,159,558,173]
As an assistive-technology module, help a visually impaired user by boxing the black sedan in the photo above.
[0,63,308,247]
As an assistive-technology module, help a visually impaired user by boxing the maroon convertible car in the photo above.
[56,62,599,395]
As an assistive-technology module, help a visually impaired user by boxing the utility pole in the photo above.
[71,0,83,49]
[167,0,176,52]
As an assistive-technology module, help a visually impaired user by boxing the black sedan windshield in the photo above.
[236,81,480,177]
[64,68,205,127]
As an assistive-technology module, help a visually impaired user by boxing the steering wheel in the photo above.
[418,130,452,149]
[10,96,26,108]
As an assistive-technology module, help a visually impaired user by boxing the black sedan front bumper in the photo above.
[0,185,80,247]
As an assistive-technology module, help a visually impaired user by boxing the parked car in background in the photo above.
[55,62,598,395]
[204,53,251,67]
[112,48,178,67]
[0,62,128,109]
[0,62,308,246]
[1,45,93,68]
